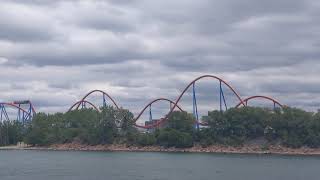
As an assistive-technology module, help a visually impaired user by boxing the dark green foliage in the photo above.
[0,121,24,146]
[302,112,320,148]
[5,105,320,149]
[202,106,320,148]
[269,107,312,148]
[24,106,134,146]
[155,111,195,148]
[156,128,193,148]
[167,111,195,134]
[137,133,156,146]
[203,107,271,146]
[23,110,195,148]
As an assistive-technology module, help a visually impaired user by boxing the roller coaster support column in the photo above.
[24,103,33,123]
[149,104,153,122]
[29,103,33,118]
[0,104,9,122]
[81,101,86,109]
[0,104,3,121]
[103,94,107,107]
[17,104,21,122]
[23,111,26,124]
[219,80,228,112]
[192,83,199,130]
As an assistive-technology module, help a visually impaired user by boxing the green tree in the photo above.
[270,107,311,148]
[157,128,193,148]
[137,133,156,146]
[167,111,195,134]
[24,113,51,146]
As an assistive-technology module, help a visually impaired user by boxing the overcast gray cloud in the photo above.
[0,0,320,124]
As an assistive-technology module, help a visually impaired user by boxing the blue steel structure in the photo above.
[103,94,107,107]
[149,104,153,122]
[192,83,199,130]
[219,80,228,112]
[0,104,9,121]
[191,80,228,130]
[0,100,35,124]
[81,101,86,109]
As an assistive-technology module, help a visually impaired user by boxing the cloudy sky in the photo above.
[0,0,319,122]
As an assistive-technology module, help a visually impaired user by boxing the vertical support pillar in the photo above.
[81,101,86,109]
[22,111,25,124]
[0,105,3,122]
[219,80,228,111]
[103,94,107,108]
[17,104,21,122]
[192,83,199,130]
[22,111,24,124]
[29,103,32,121]
[219,81,222,112]
[147,104,153,132]
[0,104,9,122]
[2,106,9,121]
[149,104,153,122]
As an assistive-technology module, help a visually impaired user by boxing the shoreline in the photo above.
[2,143,320,156]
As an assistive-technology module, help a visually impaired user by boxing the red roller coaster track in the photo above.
[0,102,31,115]
[69,97,184,118]
[137,75,246,129]
[75,90,120,110]
[69,100,100,112]
[133,98,184,128]
[12,100,36,115]
[69,75,283,129]
[0,101,36,122]
[235,95,283,108]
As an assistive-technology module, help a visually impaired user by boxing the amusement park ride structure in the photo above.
[0,100,36,124]
[68,75,283,129]
[1,75,284,129]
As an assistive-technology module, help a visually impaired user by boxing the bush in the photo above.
[202,107,271,146]
[202,107,315,147]
[157,128,193,148]
[167,111,195,134]
[24,106,133,146]
[137,133,156,146]
[269,107,311,148]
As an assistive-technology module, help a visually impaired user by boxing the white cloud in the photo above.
[0,57,8,64]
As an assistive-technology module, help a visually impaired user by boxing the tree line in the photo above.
[1,106,320,148]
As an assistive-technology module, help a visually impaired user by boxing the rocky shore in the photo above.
[3,143,320,156]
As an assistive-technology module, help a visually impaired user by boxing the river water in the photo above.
[0,150,319,180]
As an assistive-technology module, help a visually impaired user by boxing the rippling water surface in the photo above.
[0,150,319,180]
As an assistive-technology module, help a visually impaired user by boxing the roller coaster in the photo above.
[0,100,36,124]
[1,75,283,127]
[68,75,283,129]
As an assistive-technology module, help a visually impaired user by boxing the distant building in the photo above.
[145,119,162,127]
[144,119,168,132]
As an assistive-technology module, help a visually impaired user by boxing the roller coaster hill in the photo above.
[1,75,283,129]
[68,75,284,130]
